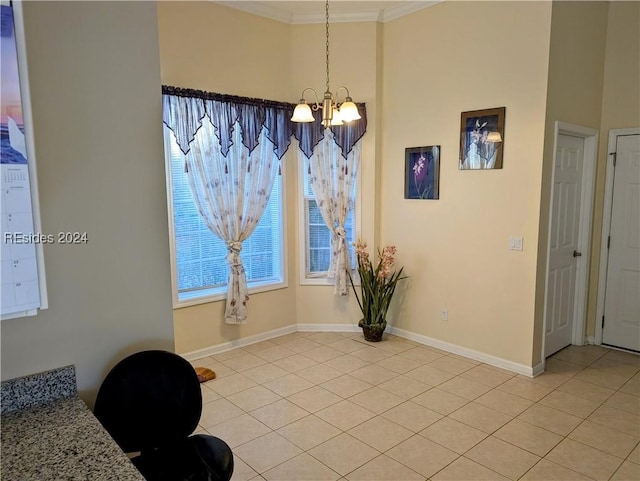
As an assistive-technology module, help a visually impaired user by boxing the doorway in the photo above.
[596,129,640,352]
[544,122,598,358]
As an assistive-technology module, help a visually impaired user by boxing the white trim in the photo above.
[532,361,546,378]
[163,127,181,308]
[185,322,539,377]
[297,323,360,333]
[297,151,317,285]
[541,122,598,359]
[174,280,288,309]
[293,10,383,24]
[182,324,298,361]
[387,326,539,377]
[214,1,293,24]
[276,152,289,292]
[299,277,335,287]
[214,1,443,24]
[381,1,443,22]
[595,128,640,345]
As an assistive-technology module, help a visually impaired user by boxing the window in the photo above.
[301,164,356,280]
[165,129,284,306]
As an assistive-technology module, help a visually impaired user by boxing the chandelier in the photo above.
[291,0,361,127]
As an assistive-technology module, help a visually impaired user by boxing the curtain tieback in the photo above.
[226,241,243,267]
[333,227,347,254]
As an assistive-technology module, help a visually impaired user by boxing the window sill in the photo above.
[299,274,360,287]
[173,279,288,309]
[299,276,334,287]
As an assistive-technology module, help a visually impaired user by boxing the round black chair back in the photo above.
[94,350,202,453]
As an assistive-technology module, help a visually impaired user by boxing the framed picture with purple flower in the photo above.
[404,145,440,200]
[459,107,505,170]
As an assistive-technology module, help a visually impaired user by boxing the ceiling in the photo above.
[214,1,442,24]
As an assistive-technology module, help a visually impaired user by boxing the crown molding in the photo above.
[213,1,443,25]
[215,1,294,24]
[381,1,442,22]
[293,10,383,24]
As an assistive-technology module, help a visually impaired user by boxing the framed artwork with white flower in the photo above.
[404,145,440,200]
[459,107,505,170]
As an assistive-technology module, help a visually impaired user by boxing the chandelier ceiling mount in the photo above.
[291,0,361,127]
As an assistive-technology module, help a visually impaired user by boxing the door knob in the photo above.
[573,250,582,257]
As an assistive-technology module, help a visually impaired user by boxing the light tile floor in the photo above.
[191,332,640,481]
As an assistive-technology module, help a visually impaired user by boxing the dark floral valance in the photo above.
[162,86,294,159]
[293,104,367,160]
[162,85,367,161]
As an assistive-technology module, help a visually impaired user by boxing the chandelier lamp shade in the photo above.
[291,0,361,128]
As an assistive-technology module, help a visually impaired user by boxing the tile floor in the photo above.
[190,332,640,481]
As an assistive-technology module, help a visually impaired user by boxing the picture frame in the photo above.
[459,107,505,170]
[404,145,440,200]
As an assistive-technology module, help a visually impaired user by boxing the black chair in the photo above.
[94,350,234,481]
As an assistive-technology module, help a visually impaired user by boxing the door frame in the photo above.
[542,121,598,358]
[594,127,640,345]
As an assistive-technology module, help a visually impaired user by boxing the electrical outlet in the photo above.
[440,308,448,321]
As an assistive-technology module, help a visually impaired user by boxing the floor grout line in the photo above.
[192,334,640,481]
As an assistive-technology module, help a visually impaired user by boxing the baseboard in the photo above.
[181,324,297,361]
[531,360,545,377]
[183,322,540,377]
[296,323,360,333]
[387,326,539,377]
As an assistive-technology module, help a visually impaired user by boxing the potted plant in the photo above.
[349,240,407,342]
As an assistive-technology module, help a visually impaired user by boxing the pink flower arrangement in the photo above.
[350,240,406,327]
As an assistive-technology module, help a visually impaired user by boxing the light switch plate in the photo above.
[509,236,524,251]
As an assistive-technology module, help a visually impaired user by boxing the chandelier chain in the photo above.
[325,0,330,94]
[290,0,360,125]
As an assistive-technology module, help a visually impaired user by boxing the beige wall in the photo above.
[157,2,298,353]
[159,1,556,368]
[0,2,174,405]
[157,1,636,371]
[381,1,552,367]
[599,2,640,131]
[586,1,640,338]
[157,2,292,102]
[157,4,383,344]
[533,1,608,364]
[292,21,380,325]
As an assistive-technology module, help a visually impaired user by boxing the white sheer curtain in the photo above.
[163,86,367,321]
[185,117,279,323]
[303,129,361,295]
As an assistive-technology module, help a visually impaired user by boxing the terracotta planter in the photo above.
[359,319,387,342]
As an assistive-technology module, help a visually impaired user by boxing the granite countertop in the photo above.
[1,366,145,481]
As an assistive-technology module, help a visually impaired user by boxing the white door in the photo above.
[603,134,640,352]
[545,134,586,357]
